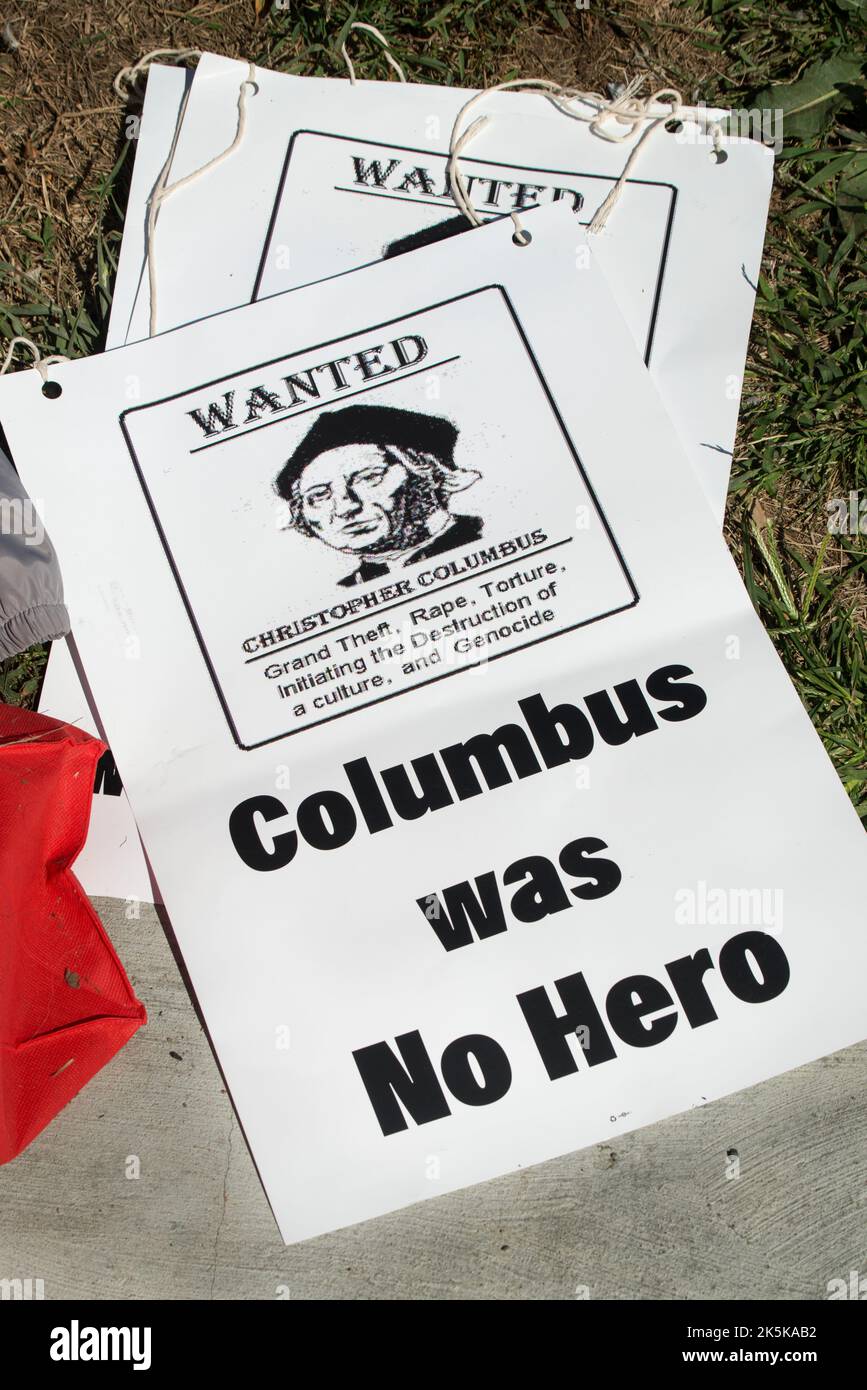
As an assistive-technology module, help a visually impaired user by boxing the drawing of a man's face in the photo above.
[274,405,482,581]
[296,445,415,554]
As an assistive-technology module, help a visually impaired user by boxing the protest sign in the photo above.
[4,206,862,1245]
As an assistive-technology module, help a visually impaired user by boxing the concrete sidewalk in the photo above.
[1,897,864,1301]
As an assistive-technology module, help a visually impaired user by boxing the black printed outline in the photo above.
[252,129,678,365]
[119,285,639,751]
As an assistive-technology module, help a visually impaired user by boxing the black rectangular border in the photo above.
[120,284,640,750]
[252,129,679,366]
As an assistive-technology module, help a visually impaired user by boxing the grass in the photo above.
[677,0,867,815]
[0,0,865,814]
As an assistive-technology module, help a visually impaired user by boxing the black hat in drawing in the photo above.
[274,404,460,500]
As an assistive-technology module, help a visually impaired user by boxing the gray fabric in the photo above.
[0,443,69,660]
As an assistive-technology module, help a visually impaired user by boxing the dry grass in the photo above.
[512,0,724,97]
[0,2,263,339]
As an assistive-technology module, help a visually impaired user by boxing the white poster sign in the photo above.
[5,208,862,1245]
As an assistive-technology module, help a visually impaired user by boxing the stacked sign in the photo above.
[6,53,863,1244]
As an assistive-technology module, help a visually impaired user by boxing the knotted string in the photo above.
[114,48,202,100]
[1,335,68,382]
[448,77,725,238]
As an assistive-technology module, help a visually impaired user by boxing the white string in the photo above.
[1,336,69,382]
[341,22,407,85]
[114,48,202,100]
[1,19,20,53]
[588,85,682,232]
[447,77,728,238]
[145,62,256,337]
[450,111,535,245]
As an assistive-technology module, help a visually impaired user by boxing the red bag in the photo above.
[0,703,146,1162]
